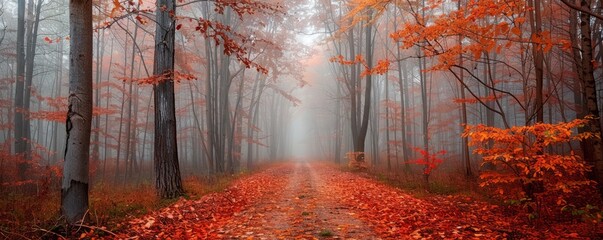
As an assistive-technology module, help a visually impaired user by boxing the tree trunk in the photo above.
[348,27,358,150]
[102,39,114,181]
[458,0,472,178]
[394,6,410,169]
[188,81,209,174]
[578,0,603,197]
[459,78,471,177]
[153,0,183,199]
[419,54,430,186]
[14,0,26,180]
[124,20,139,183]
[22,0,42,173]
[61,0,92,224]
[269,95,280,160]
[115,24,129,182]
[246,74,261,169]
[528,0,544,124]
[419,0,430,185]
[356,14,374,155]
[53,37,64,164]
[92,26,104,170]
[246,74,265,169]
[370,77,380,166]
[335,82,342,164]
[229,69,246,173]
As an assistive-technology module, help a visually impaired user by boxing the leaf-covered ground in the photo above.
[116,162,601,239]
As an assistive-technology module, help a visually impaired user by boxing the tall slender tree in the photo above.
[14,0,26,180]
[61,0,93,224]
[576,0,603,197]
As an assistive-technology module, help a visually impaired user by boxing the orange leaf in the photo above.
[511,27,521,37]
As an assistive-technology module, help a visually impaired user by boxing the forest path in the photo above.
[117,162,592,239]
[217,161,377,239]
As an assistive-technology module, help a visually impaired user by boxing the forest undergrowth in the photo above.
[0,168,248,239]
[4,161,598,239]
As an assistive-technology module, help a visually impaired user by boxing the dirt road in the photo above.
[119,161,598,239]
[217,161,378,239]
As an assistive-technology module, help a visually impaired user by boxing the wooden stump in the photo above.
[347,152,368,171]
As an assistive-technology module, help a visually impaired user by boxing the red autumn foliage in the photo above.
[464,117,598,218]
[411,147,445,175]
[317,163,601,239]
[105,162,601,239]
[329,54,390,77]
[114,164,290,239]
[116,70,196,85]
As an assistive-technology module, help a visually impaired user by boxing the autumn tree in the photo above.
[325,1,389,165]
[465,118,595,215]
[61,0,93,224]
[336,0,603,191]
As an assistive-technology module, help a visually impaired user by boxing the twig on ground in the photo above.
[75,209,90,232]
[33,227,66,240]
[72,224,118,237]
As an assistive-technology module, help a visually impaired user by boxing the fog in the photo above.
[0,0,598,185]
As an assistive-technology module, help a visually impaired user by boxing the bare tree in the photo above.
[0,3,6,47]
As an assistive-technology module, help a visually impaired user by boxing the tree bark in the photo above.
[62,0,92,224]
[14,0,26,180]
[21,0,42,174]
[115,24,129,182]
[102,39,114,181]
[355,13,374,156]
[528,0,544,124]
[458,0,472,178]
[393,6,410,170]
[92,26,104,169]
[335,81,342,164]
[153,0,183,199]
[578,0,603,197]
[52,41,64,164]
[124,19,140,183]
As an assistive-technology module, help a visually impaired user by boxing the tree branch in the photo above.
[559,0,603,20]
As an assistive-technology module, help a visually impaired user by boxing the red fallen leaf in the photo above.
[176,24,182,30]
[110,163,601,239]
[113,165,292,239]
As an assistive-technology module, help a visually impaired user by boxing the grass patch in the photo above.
[88,182,159,226]
[0,173,246,238]
[319,229,334,237]
[364,169,485,199]
[0,188,60,237]
[428,181,463,195]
